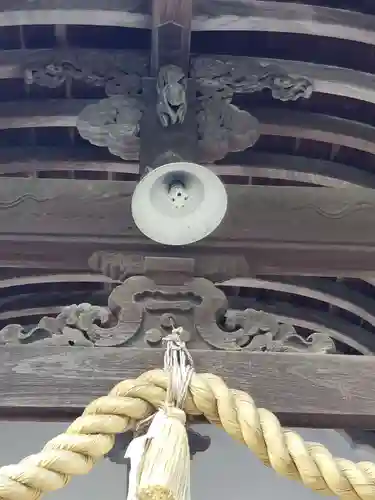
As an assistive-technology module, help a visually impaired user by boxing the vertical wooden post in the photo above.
[139,0,196,174]
[151,0,193,75]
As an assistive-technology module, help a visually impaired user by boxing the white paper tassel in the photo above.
[125,329,193,500]
[137,408,190,500]
[125,435,148,500]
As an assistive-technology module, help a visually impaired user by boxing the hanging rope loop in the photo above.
[0,354,374,499]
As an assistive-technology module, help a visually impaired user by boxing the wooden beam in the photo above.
[0,347,374,428]
[0,179,375,275]
[0,100,374,158]
[0,178,374,243]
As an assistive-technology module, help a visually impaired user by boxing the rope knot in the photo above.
[163,407,186,424]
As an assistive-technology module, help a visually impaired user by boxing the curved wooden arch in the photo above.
[0,288,104,312]
[257,109,375,155]
[221,277,375,330]
[1,100,374,158]
[220,276,375,355]
[193,1,375,46]
[2,1,375,50]
[0,274,116,291]
[227,298,375,355]
[0,0,149,29]
[0,148,141,176]
[0,306,63,322]
[222,152,375,188]
[1,147,373,187]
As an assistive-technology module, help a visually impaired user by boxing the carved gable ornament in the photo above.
[22,51,313,162]
[0,254,334,354]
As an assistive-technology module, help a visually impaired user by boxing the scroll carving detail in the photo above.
[0,274,335,353]
[192,56,313,102]
[196,86,260,162]
[76,96,143,160]
[23,50,149,96]
[225,310,336,352]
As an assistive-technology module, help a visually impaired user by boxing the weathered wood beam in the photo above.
[0,179,375,275]
[0,347,374,428]
[0,178,374,243]
[2,49,375,105]
[0,100,373,157]
[1,1,374,50]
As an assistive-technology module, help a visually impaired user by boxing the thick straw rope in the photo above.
[0,369,374,500]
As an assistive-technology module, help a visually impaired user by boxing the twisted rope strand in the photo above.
[0,369,374,500]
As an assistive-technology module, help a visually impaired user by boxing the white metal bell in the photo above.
[131,162,228,246]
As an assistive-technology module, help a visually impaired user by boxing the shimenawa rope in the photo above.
[0,336,374,500]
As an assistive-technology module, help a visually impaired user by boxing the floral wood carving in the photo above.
[76,96,143,159]
[0,303,109,346]
[23,49,149,96]
[192,56,313,102]
[192,55,313,161]
[157,65,187,127]
[196,87,260,162]
[0,274,335,352]
[225,310,336,353]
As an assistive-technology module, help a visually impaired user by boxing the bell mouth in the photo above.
[131,162,228,246]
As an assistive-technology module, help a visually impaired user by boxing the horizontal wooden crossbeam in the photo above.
[1,179,375,275]
[1,347,374,428]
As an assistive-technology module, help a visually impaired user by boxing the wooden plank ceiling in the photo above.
[1,0,375,437]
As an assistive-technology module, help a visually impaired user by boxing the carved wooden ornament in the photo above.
[0,255,335,353]
[23,51,313,162]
